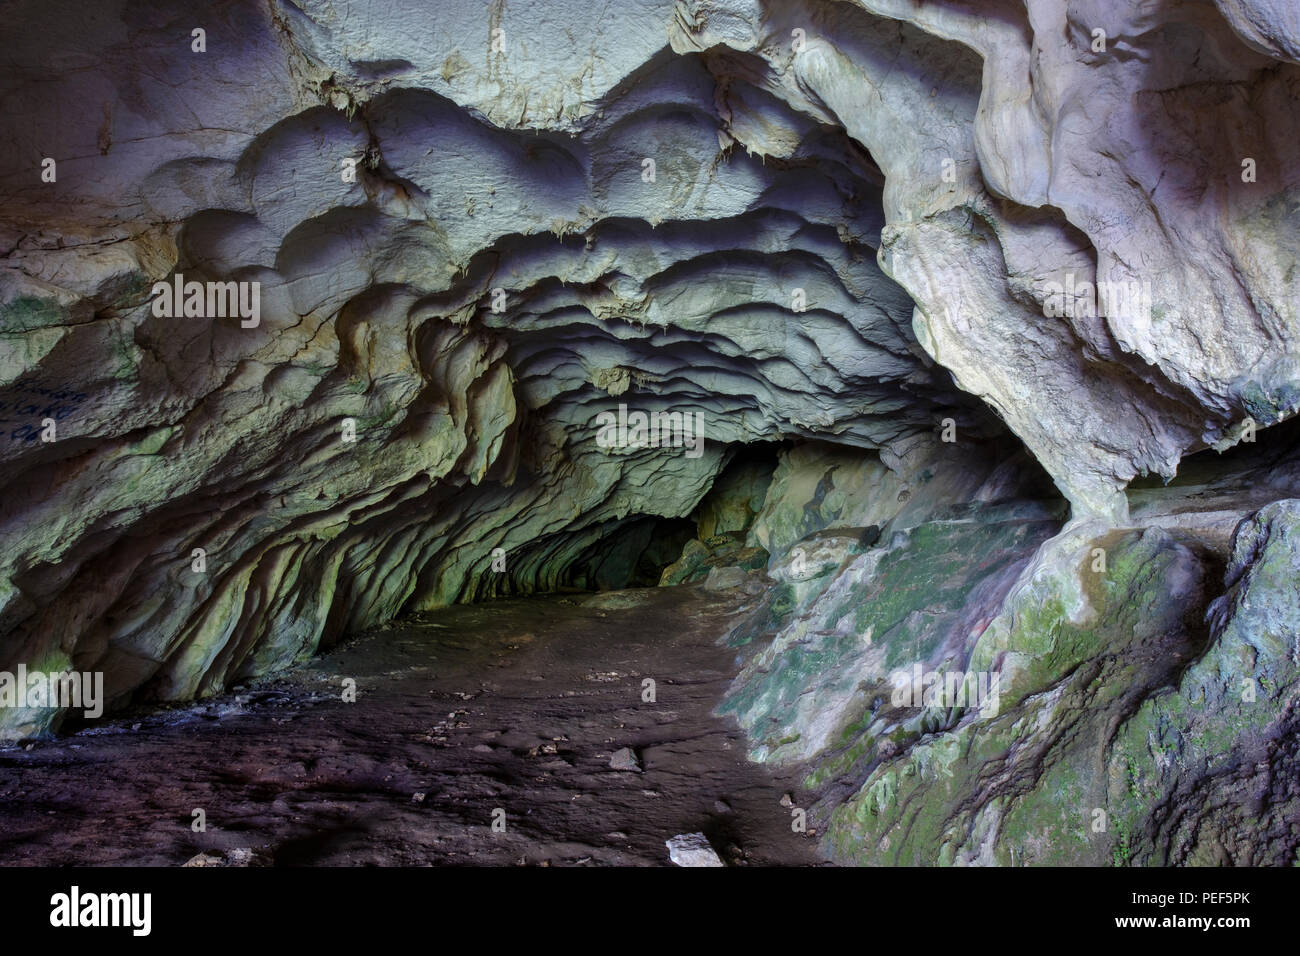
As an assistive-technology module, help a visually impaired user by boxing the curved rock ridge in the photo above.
[671,0,1300,518]
[0,0,1297,872]
[0,0,1000,736]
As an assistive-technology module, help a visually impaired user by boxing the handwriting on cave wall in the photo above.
[0,385,89,442]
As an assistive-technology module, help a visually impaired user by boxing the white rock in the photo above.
[665,833,724,867]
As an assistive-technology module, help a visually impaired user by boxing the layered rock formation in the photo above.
[1,0,1298,865]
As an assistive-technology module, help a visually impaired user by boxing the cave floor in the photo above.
[0,585,823,866]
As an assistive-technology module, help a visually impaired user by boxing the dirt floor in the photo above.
[0,584,825,866]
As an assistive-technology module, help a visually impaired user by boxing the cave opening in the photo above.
[558,442,787,593]
[4,0,1300,880]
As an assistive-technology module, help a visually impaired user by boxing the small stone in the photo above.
[609,746,641,772]
[665,832,724,867]
[412,791,427,803]
[225,847,254,866]
[714,799,732,814]
[182,852,224,867]
[780,793,794,808]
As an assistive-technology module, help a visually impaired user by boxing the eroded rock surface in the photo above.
[1,0,1299,867]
